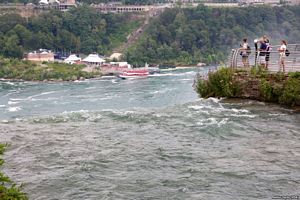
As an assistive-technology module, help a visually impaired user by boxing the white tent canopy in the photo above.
[39,0,49,5]
[48,0,60,4]
[83,54,105,65]
[64,54,81,64]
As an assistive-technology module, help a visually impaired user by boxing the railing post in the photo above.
[233,49,239,69]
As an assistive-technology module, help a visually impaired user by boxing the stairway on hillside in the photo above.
[112,9,163,54]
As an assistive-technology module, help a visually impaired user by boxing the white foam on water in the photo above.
[150,88,174,94]
[10,98,26,101]
[30,97,59,102]
[179,78,193,81]
[188,105,205,110]
[9,91,59,102]
[85,87,96,90]
[218,118,229,127]
[2,81,15,85]
[196,117,230,127]
[27,91,57,99]
[62,110,90,115]
[268,113,287,116]
[231,108,249,113]
[207,97,222,104]
[229,114,257,118]
[183,71,196,75]
[6,106,22,112]
[8,101,19,105]
[0,105,5,108]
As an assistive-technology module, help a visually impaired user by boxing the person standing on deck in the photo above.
[278,40,287,73]
[259,38,268,69]
[264,36,271,69]
[240,38,249,67]
[254,39,259,66]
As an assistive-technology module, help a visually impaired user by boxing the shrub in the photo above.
[279,76,300,106]
[196,68,300,106]
[260,79,283,102]
[0,144,28,200]
[0,58,100,81]
[196,79,211,98]
[196,67,240,98]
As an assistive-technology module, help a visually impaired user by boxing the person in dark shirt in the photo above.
[259,40,267,69]
[254,39,258,64]
[265,38,271,69]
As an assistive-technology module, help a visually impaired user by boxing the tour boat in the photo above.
[117,69,149,79]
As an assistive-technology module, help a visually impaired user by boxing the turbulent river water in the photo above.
[0,68,299,200]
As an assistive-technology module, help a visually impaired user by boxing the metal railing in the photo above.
[227,44,300,72]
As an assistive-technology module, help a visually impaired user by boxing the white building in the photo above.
[82,54,106,66]
[64,54,81,64]
[24,49,54,62]
[238,0,280,4]
[39,0,49,5]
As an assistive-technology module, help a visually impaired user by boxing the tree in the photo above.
[3,35,23,58]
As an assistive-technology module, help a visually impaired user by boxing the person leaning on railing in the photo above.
[254,35,270,69]
[278,40,287,73]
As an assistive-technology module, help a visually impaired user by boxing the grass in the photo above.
[0,57,101,81]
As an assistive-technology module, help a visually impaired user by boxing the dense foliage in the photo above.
[0,0,167,5]
[279,72,300,106]
[0,57,101,81]
[1,5,300,65]
[125,5,300,66]
[196,67,240,98]
[79,0,167,5]
[196,67,300,106]
[0,6,141,58]
[0,144,28,200]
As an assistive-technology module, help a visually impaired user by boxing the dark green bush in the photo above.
[196,79,211,98]
[0,58,101,81]
[196,68,300,107]
[197,67,240,98]
[260,79,283,102]
[0,144,28,200]
[279,77,300,106]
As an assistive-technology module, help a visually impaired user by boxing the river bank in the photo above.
[195,67,300,107]
[0,58,102,82]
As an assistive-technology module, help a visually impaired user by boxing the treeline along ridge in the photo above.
[0,5,300,65]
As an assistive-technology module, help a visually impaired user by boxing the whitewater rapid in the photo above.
[0,68,299,200]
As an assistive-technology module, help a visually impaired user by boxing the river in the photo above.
[0,68,299,200]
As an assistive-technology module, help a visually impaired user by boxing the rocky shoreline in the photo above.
[196,67,300,107]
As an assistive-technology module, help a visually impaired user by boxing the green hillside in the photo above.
[0,6,142,58]
[125,5,300,65]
